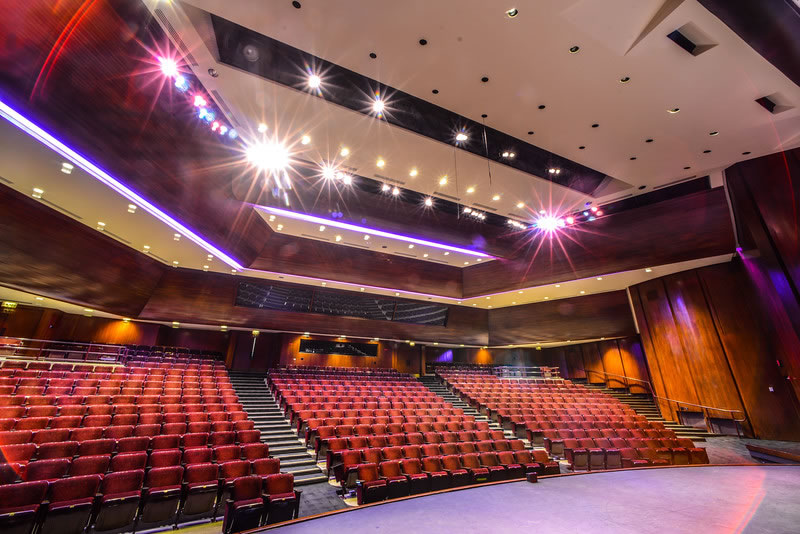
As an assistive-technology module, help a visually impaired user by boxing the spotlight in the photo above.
[363,235,370,240]
[96,221,106,231]
[198,108,214,122]
[409,244,414,249]
[565,216,575,224]
[174,75,189,92]
[424,197,433,207]
[596,210,604,216]
[340,147,350,157]
[583,211,589,216]
[516,202,524,209]
[335,235,342,242]
[463,207,472,214]
[492,194,500,201]
[211,121,220,131]
[228,129,238,140]
[456,132,468,142]
[392,186,400,196]
[667,108,680,114]
[219,126,229,136]
[645,268,652,273]
[466,186,475,194]
[246,141,290,173]
[127,204,137,213]
[381,183,390,192]
[502,152,509,158]
[322,165,336,180]
[258,123,268,133]
[32,187,44,198]
[506,8,519,17]
[342,174,353,185]
[439,176,448,186]
[308,74,321,88]
[61,162,73,174]
[372,99,385,113]
[301,135,311,145]
[158,56,178,77]
[535,214,564,233]
[590,206,598,212]
[409,168,418,177]
[319,225,326,231]
[376,158,385,168]
[193,95,207,107]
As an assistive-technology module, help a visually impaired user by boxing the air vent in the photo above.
[433,192,460,201]
[428,258,450,264]
[507,212,526,219]
[155,9,200,66]
[344,242,369,249]
[666,23,716,56]
[40,199,83,220]
[301,233,330,241]
[0,175,12,185]
[472,203,498,212]
[755,93,793,114]
[373,173,404,185]
[395,252,418,258]
[104,231,131,245]
[210,89,239,125]
[151,253,169,263]
[653,176,697,190]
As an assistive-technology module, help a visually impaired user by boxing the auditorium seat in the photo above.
[40,474,102,534]
[0,480,48,534]
[70,455,110,476]
[92,469,144,533]
[179,463,219,523]
[139,466,184,530]
[111,452,147,472]
[223,475,264,534]
[421,456,450,491]
[356,464,387,505]
[460,453,490,484]
[496,451,525,479]
[379,460,411,498]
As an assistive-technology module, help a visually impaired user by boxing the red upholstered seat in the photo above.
[92,469,145,533]
[40,474,102,534]
[356,463,388,505]
[223,475,265,534]
[380,460,412,498]
[264,473,299,525]
[179,463,219,523]
[0,480,49,534]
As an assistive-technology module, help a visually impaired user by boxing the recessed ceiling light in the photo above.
[620,76,631,83]
[423,253,429,258]
[172,260,179,266]
[481,114,488,118]
[645,139,653,143]
[395,292,400,296]
[369,52,377,59]
[143,245,151,252]
[472,303,476,306]
[408,244,414,249]
[466,186,475,194]
[409,168,418,177]
[506,8,519,18]
[485,297,490,300]
[543,297,549,300]
[268,215,276,221]
[61,162,73,174]
[439,176,448,186]
[667,108,680,114]
[580,290,585,294]
[319,225,326,231]
[597,277,603,280]
[569,45,580,53]
[363,234,370,240]
[512,301,516,304]
[203,265,209,271]
[419,38,428,46]
[492,194,500,201]
[488,305,492,308]
[335,235,342,242]
[340,147,350,157]
[301,135,311,145]
[455,132,468,142]
[424,197,433,207]
[321,282,326,286]
[127,204,137,213]
[96,222,106,231]
[516,202,525,209]
[464,261,469,265]
[742,151,751,155]
[32,187,44,198]
[381,183,390,192]
[432,89,439,94]
[645,268,652,272]
[307,74,321,88]
[579,146,585,150]
[372,99,385,113]
[630,157,637,160]
[444,252,450,256]
[481,76,489,83]
[84,308,93,313]
[35,296,43,301]
[518,291,523,294]
[555,284,561,287]
[276,224,283,231]
[258,123,268,133]
[392,186,400,196]
[376,158,385,168]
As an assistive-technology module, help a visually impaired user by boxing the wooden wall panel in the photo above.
[617,336,650,394]
[0,186,165,317]
[662,272,745,417]
[698,262,800,441]
[580,343,605,384]
[598,340,626,389]
[463,189,735,296]
[139,269,488,346]
[631,261,800,440]
[487,291,636,345]
[563,345,586,379]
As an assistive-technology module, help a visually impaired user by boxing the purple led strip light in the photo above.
[0,99,244,270]
[258,206,493,258]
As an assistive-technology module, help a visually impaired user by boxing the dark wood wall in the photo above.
[630,261,800,441]
[726,148,800,406]
[488,291,638,345]
[463,188,736,296]
[138,269,489,346]
[544,337,649,392]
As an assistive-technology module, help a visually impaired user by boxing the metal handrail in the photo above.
[0,336,126,362]
[583,369,748,435]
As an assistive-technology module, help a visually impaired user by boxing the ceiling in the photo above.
[0,0,787,329]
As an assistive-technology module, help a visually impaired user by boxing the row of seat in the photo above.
[0,406,249,421]
[1,438,271,469]
[558,436,709,471]
[354,451,559,505]
[306,420,489,446]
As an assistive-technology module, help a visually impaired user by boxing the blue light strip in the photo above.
[257,206,494,258]
[0,99,245,270]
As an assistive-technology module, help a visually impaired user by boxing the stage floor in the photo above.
[266,465,800,534]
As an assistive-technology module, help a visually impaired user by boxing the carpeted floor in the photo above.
[264,465,800,534]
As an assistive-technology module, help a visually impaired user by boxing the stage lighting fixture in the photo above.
[439,176,448,186]
[381,183,390,192]
[456,132,468,142]
[342,174,353,185]
[301,135,311,145]
[565,216,575,224]
[193,95,207,107]
[246,141,290,173]
[174,75,189,92]
[258,123,268,133]
[308,74,321,88]
[219,126,229,136]
[409,168,418,177]
[392,186,400,196]
[158,56,178,77]
[322,165,336,180]
[425,197,433,207]
[373,99,385,113]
